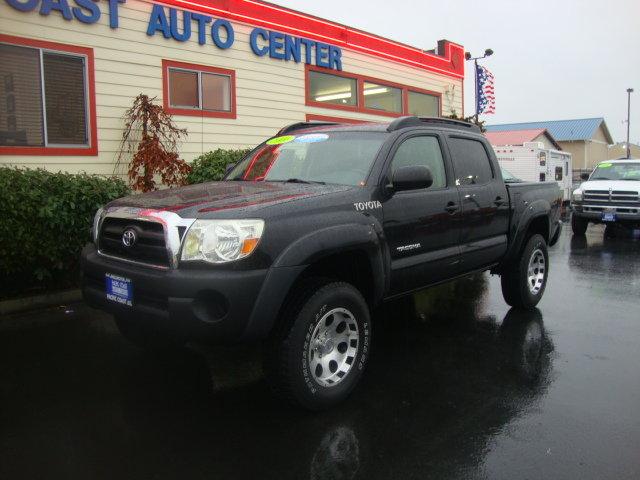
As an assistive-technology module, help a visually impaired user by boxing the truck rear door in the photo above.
[446,135,510,271]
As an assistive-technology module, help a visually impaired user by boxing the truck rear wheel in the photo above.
[571,214,588,235]
[264,279,371,410]
[501,234,549,310]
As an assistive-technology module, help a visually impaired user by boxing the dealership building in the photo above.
[0,0,464,176]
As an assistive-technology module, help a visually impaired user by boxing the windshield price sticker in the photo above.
[295,134,329,143]
[598,163,613,168]
[266,135,296,145]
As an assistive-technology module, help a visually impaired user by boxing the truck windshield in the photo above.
[226,131,386,186]
[590,162,640,181]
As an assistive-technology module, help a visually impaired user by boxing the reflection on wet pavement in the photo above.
[1,225,639,480]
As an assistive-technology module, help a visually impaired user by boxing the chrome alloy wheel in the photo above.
[527,248,546,295]
[307,308,360,387]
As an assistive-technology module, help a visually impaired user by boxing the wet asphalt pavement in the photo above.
[1,225,640,480]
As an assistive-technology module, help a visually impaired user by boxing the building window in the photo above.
[162,60,236,119]
[0,35,96,155]
[407,90,440,117]
[363,81,402,113]
[305,65,441,118]
[308,71,357,106]
[169,69,199,108]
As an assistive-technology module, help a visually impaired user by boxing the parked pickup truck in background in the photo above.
[571,159,640,235]
[81,116,563,410]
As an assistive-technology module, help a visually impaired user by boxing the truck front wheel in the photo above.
[501,234,549,310]
[571,214,589,235]
[264,279,371,410]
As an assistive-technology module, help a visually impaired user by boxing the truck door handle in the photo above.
[445,202,459,214]
[494,196,506,206]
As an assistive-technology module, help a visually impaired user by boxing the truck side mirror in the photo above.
[580,173,589,181]
[392,165,433,191]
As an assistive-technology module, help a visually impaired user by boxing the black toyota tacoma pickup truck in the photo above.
[81,116,562,409]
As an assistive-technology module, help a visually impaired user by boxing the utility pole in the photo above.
[465,49,493,122]
[626,88,634,159]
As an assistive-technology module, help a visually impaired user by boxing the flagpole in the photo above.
[474,58,479,123]
[465,49,494,123]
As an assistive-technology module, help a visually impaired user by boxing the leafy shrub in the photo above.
[186,148,251,184]
[0,168,129,297]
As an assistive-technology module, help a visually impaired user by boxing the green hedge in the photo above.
[0,168,129,297]
[186,148,251,184]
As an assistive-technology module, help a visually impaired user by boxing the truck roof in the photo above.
[277,116,482,136]
[597,158,640,164]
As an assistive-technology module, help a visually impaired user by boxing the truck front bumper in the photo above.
[572,204,640,223]
[81,244,304,343]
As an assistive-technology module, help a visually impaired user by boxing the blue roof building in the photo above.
[486,118,614,170]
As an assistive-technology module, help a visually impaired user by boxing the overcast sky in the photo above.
[275,0,640,144]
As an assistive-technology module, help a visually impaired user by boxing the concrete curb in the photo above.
[0,289,82,316]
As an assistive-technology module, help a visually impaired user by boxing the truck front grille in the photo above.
[583,190,639,206]
[98,217,170,268]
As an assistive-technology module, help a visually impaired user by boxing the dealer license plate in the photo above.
[601,212,616,222]
[105,273,133,306]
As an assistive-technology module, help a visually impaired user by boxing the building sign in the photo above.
[3,0,343,70]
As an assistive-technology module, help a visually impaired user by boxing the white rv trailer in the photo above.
[493,142,573,201]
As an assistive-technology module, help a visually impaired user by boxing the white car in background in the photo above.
[570,159,640,235]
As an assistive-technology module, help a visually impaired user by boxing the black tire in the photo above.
[114,316,183,351]
[264,279,371,411]
[571,213,588,235]
[501,234,549,310]
[604,223,617,239]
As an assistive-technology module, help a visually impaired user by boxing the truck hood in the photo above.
[577,180,640,192]
[107,181,354,218]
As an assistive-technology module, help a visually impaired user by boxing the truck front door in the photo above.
[382,133,461,295]
[447,135,510,272]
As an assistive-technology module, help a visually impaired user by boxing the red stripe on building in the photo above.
[154,0,465,78]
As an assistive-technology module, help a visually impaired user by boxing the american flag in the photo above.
[476,65,495,114]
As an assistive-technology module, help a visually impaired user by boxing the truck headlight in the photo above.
[572,191,583,202]
[92,207,104,244]
[181,219,265,264]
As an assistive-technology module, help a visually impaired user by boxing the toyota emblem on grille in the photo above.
[122,229,137,247]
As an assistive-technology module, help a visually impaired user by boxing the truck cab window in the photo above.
[448,137,493,186]
[391,136,446,188]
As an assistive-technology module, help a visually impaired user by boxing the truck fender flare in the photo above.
[241,224,386,341]
[501,200,551,268]
[273,223,381,265]
[274,223,386,302]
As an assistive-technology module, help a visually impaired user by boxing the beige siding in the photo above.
[608,143,640,159]
[0,1,463,177]
[583,125,613,169]
[591,125,610,144]
[559,142,586,170]
[586,141,610,169]
[531,133,557,151]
